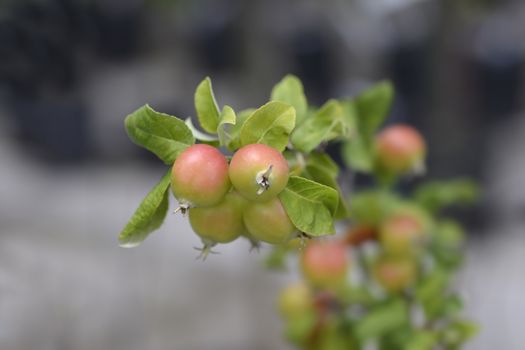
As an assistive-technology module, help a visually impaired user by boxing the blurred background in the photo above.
[1,0,524,349]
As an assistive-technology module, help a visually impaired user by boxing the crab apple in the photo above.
[278,282,314,320]
[189,191,246,244]
[300,240,349,290]
[229,143,289,202]
[380,212,427,255]
[171,144,230,208]
[375,124,426,174]
[243,197,296,244]
[373,256,417,292]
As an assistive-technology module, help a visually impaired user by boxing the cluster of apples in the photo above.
[277,125,430,347]
[171,143,296,254]
[277,209,429,348]
[278,240,351,347]
[372,124,429,292]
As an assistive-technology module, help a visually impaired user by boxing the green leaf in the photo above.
[227,108,255,151]
[340,99,358,134]
[271,74,308,126]
[354,299,408,341]
[125,104,195,164]
[339,82,393,173]
[441,320,479,347]
[265,245,289,271]
[185,118,219,142]
[339,285,377,307]
[416,269,450,308]
[430,220,465,269]
[119,171,171,247]
[355,81,394,139]
[194,77,221,133]
[339,100,375,172]
[217,105,236,147]
[415,268,463,320]
[306,152,339,178]
[240,101,296,152]
[303,153,349,219]
[284,310,317,345]
[442,294,464,318]
[318,320,356,350]
[414,179,479,213]
[342,135,374,172]
[279,176,339,236]
[435,220,465,249]
[291,99,353,153]
[404,330,436,350]
[422,293,464,321]
[378,326,414,350]
[350,191,400,226]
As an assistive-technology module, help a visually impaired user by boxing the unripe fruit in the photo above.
[373,256,417,292]
[243,197,296,244]
[380,213,427,255]
[189,191,246,244]
[278,282,313,320]
[300,240,349,290]
[375,124,426,174]
[171,144,230,207]
[229,143,289,202]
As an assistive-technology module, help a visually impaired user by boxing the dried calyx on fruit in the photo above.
[229,143,289,202]
[189,191,247,259]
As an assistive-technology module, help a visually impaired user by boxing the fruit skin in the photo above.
[379,212,427,255]
[278,282,314,320]
[375,124,426,174]
[373,256,417,292]
[189,191,246,244]
[243,197,296,244]
[171,144,230,207]
[300,240,349,290]
[229,143,289,202]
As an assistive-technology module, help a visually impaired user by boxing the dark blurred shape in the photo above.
[470,12,524,121]
[386,41,430,129]
[92,0,144,59]
[9,95,89,162]
[0,0,89,162]
[188,0,242,72]
[290,28,334,105]
[0,0,79,95]
[0,0,147,163]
